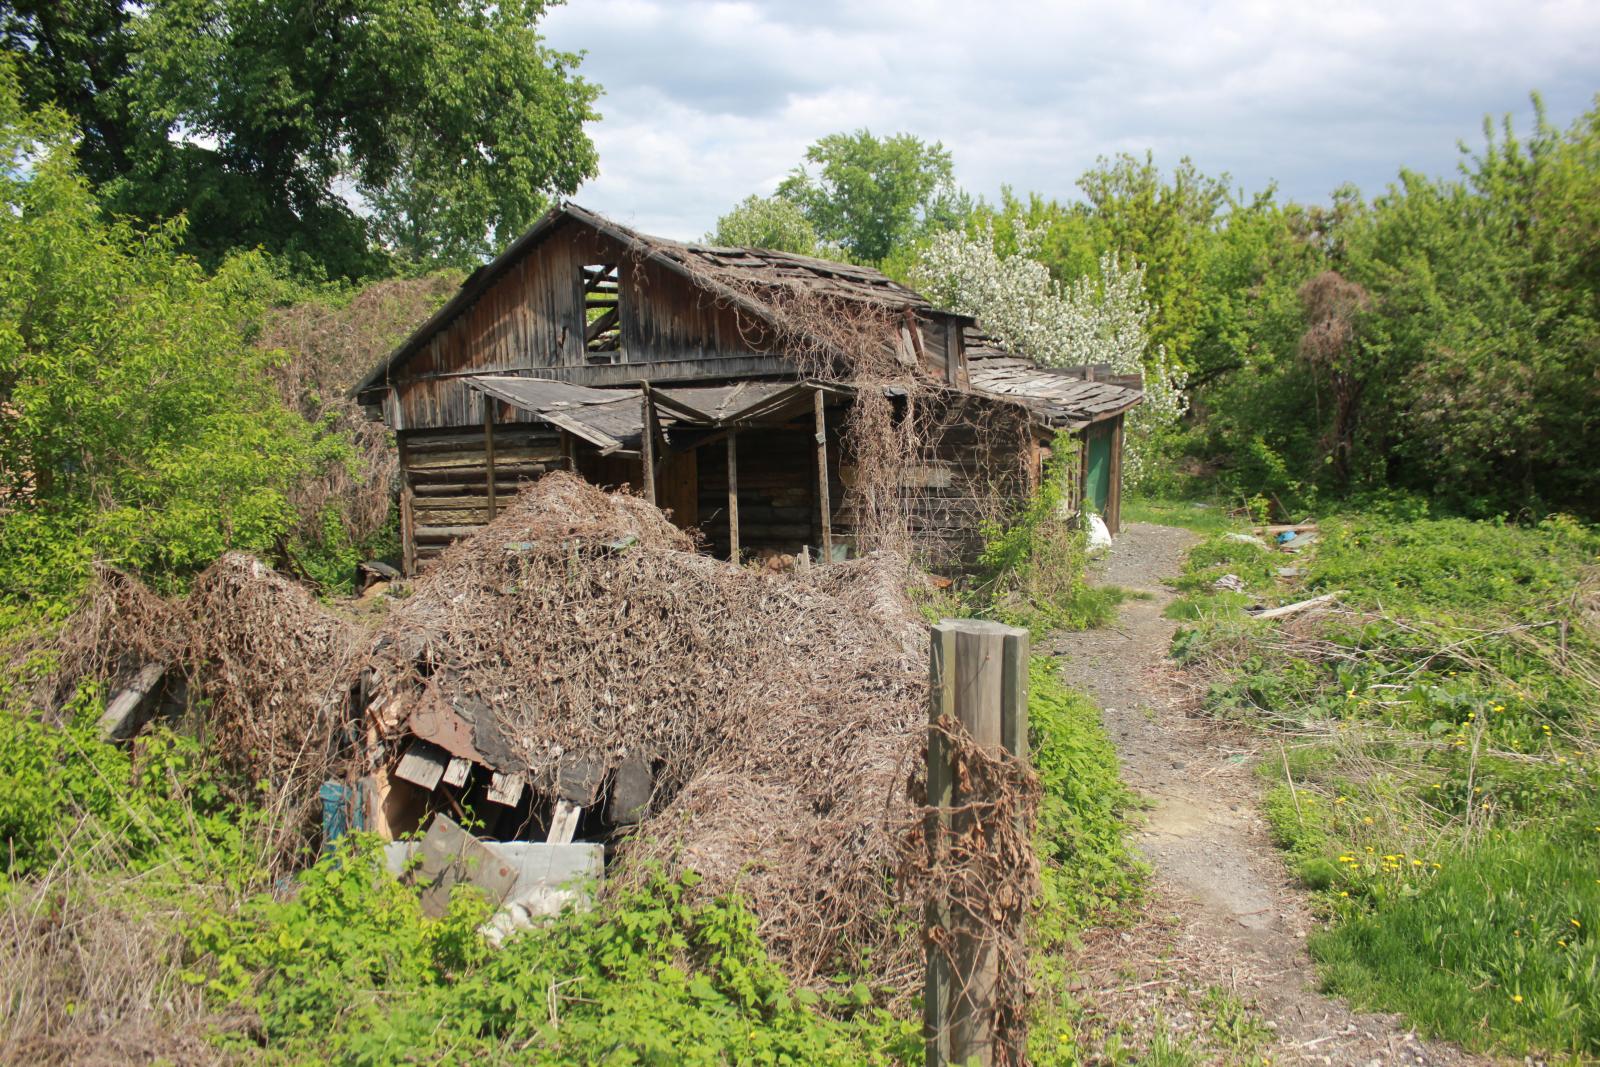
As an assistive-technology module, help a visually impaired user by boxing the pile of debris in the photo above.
[45,472,938,988]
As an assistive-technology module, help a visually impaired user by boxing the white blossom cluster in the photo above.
[913,225,1187,485]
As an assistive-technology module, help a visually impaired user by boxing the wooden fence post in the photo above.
[926,618,1030,1067]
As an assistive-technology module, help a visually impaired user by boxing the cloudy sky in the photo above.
[539,0,1600,241]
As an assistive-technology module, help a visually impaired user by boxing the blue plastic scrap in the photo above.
[1276,531,1298,544]
[319,779,370,851]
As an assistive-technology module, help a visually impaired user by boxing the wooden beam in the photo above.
[925,619,1031,1066]
[547,800,582,844]
[813,389,833,563]
[482,400,498,521]
[640,391,656,503]
[727,430,740,562]
[399,435,417,576]
[1108,413,1124,534]
[99,662,169,740]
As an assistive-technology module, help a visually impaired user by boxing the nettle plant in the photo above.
[914,224,1187,485]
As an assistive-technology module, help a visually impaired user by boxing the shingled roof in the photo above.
[353,202,956,399]
[963,328,1143,430]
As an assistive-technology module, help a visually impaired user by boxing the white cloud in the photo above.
[541,0,1600,240]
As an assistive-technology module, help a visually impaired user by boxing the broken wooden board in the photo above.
[486,771,525,807]
[411,813,521,918]
[1250,590,1345,621]
[546,800,582,845]
[441,757,472,788]
[394,739,451,791]
[99,662,170,740]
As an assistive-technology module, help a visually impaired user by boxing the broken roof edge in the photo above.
[352,201,974,402]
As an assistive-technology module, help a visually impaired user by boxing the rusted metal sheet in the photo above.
[407,684,488,765]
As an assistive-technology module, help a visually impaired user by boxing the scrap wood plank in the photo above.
[486,771,525,807]
[99,661,170,740]
[1251,590,1345,621]
[413,813,520,918]
[547,800,582,845]
[395,739,451,790]
[441,757,472,788]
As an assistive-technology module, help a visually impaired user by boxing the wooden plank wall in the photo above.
[829,394,1035,572]
[696,426,820,559]
[388,222,787,432]
[399,422,566,570]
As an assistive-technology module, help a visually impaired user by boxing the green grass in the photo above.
[1122,494,1246,537]
[1172,511,1600,1059]
[1313,808,1600,1058]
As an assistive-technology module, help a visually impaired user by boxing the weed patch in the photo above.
[1173,513,1600,1057]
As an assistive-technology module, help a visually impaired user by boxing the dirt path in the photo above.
[1039,523,1493,1066]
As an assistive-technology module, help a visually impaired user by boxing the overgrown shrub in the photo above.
[977,442,1125,632]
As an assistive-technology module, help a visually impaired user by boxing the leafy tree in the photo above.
[914,224,1186,485]
[1075,153,1232,367]
[0,66,355,609]
[1,0,601,278]
[1340,98,1600,513]
[706,194,819,254]
[776,129,966,264]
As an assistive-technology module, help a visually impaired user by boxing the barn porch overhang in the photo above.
[463,375,864,453]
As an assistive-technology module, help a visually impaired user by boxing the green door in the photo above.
[1084,426,1112,515]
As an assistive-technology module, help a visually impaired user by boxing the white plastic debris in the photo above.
[1086,514,1113,554]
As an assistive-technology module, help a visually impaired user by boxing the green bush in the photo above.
[0,690,252,884]
[188,845,919,1065]
[1028,660,1143,943]
[977,440,1126,633]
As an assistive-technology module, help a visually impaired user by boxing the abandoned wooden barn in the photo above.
[353,202,1142,572]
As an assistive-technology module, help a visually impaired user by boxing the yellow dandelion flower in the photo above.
[1572,919,1582,928]
[1512,994,1523,1004]
[1362,817,1374,825]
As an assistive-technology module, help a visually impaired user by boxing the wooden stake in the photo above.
[813,389,834,562]
[482,400,498,521]
[727,430,740,562]
[926,619,1030,1067]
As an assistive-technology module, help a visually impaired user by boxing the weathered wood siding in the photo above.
[385,220,791,432]
[830,394,1035,571]
[399,422,566,568]
[696,426,824,559]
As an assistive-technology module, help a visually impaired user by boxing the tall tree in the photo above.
[776,129,965,264]
[1,0,601,278]
[706,194,819,254]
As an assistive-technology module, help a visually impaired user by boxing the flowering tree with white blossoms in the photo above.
[913,225,1187,486]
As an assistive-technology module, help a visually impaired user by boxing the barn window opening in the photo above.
[582,263,622,363]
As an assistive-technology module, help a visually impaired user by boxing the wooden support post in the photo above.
[813,389,833,563]
[726,430,740,562]
[640,392,656,504]
[398,435,417,576]
[562,430,577,472]
[925,619,1030,1067]
[1108,414,1125,534]
[482,400,498,521]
